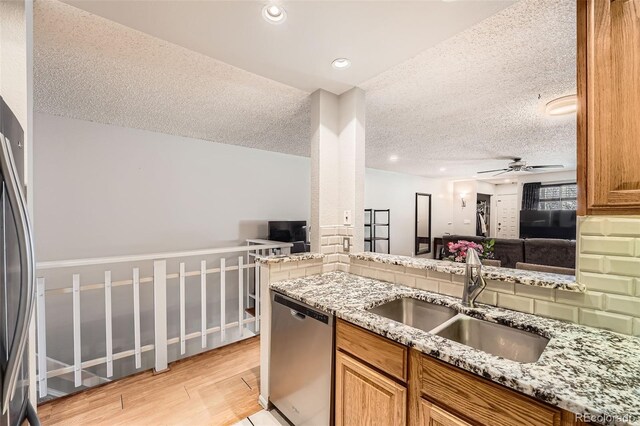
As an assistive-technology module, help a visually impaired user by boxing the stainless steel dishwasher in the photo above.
[270,291,334,425]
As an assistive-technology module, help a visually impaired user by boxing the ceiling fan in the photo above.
[477,158,564,176]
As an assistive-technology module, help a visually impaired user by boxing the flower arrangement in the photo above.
[446,239,495,263]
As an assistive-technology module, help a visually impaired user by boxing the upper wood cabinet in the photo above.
[578,0,640,215]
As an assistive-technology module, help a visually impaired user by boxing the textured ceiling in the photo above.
[361,0,577,178]
[34,0,577,179]
[61,0,514,95]
[34,0,312,157]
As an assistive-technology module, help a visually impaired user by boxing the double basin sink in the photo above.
[367,298,549,363]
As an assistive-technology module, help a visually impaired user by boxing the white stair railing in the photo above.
[35,240,291,400]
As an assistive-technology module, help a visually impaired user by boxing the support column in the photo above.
[310,87,365,255]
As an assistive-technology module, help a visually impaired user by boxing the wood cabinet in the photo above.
[578,0,640,215]
[419,400,471,426]
[336,319,408,382]
[409,350,567,426]
[335,351,407,426]
[335,320,584,426]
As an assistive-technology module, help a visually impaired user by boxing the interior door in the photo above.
[496,194,518,239]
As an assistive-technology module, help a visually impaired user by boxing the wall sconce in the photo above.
[460,192,467,208]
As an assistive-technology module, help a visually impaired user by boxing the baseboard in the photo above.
[258,394,270,409]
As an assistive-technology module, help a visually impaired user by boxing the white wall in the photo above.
[34,113,310,261]
[365,169,453,256]
[452,180,477,235]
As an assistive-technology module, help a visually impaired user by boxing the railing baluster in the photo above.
[133,267,141,369]
[72,274,82,387]
[201,260,207,348]
[180,262,186,355]
[105,271,113,377]
[238,256,243,336]
[220,258,226,342]
[153,260,168,372]
[245,251,250,310]
[36,277,47,397]
[255,264,260,333]
[35,243,290,397]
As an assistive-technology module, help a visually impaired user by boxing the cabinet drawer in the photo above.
[420,355,561,426]
[420,399,472,426]
[336,319,407,382]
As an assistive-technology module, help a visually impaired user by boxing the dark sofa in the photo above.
[441,235,576,272]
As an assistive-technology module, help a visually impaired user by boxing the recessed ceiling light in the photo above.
[331,58,351,70]
[439,167,447,172]
[545,94,577,116]
[262,4,286,24]
[389,155,399,162]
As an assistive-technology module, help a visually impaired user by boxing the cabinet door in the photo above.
[419,400,471,426]
[579,0,640,214]
[335,351,407,426]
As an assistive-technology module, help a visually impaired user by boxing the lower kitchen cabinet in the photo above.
[335,319,586,426]
[419,400,471,426]
[335,351,407,426]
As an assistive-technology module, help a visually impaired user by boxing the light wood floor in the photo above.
[38,337,262,426]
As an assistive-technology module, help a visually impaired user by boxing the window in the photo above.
[538,183,577,210]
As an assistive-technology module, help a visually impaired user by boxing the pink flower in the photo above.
[447,239,486,263]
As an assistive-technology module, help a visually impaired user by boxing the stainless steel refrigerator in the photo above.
[0,96,38,425]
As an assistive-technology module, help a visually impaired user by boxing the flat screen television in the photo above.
[519,210,576,240]
[268,221,307,244]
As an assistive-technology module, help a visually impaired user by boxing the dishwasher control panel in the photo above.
[273,293,330,324]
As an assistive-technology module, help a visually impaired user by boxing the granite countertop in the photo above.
[256,252,324,264]
[351,252,584,292]
[270,271,640,426]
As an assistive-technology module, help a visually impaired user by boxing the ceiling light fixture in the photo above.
[262,4,286,24]
[545,94,577,116]
[439,167,447,172]
[389,155,399,162]
[331,58,351,70]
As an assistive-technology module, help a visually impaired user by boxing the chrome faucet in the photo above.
[462,248,487,307]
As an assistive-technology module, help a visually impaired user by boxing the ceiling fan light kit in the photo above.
[477,158,564,176]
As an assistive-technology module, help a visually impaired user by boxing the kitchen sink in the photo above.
[367,298,458,333]
[434,315,549,363]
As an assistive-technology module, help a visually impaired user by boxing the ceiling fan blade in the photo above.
[530,165,565,169]
[477,168,508,174]
[493,170,510,177]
